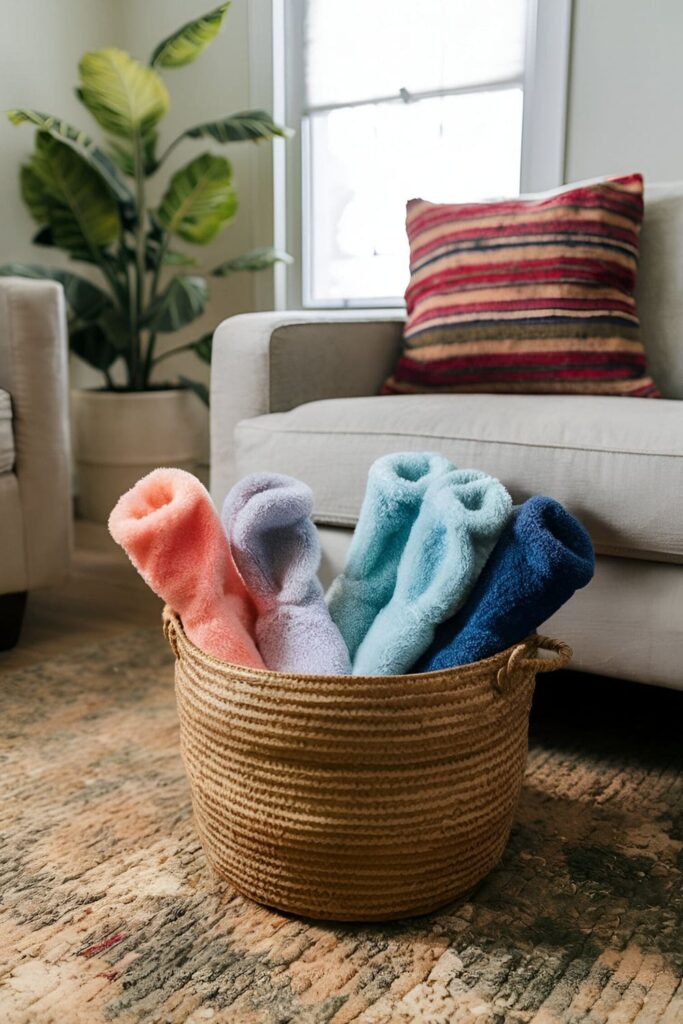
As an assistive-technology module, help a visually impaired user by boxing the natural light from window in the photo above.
[302,0,528,305]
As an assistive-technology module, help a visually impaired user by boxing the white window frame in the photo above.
[250,0,573,311]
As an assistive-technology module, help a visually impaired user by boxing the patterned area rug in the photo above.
[0,629,681,1024]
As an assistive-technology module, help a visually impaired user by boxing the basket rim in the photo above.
[163,607,569,684]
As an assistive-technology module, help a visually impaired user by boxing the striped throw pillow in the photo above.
[383,174,660,397]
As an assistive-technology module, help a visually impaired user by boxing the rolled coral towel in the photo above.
[352,468,512,676]
[109,468,264,668]
[415,496,595,672]
[326,451,455,661]
[222,472,351,674]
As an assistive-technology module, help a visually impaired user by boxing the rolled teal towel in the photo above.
[351,468,512,676]
[415,496,595,672]
[222,473,351,675]
[326,451,455,661]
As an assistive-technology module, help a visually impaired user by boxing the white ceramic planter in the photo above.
[72,388,206,523]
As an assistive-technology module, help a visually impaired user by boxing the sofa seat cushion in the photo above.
[234,392,683,562]
[0,389,14,474]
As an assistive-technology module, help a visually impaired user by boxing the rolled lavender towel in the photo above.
[415,496,595,673]
[109,468,264,668]
[352,469,512,676]
[222,472,351,675]
[326,451,455,661]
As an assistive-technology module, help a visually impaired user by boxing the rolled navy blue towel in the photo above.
[415,496,595,673]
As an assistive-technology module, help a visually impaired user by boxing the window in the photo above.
[281,0,572,308]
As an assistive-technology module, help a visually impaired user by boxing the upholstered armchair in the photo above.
[0,277,72,648]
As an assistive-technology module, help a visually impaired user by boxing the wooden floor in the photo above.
[0,520,162,672]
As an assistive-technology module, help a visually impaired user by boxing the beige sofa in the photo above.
[210,184,683,691]
[0,278,72,648]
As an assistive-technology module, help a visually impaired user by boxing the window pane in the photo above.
[306,88,523,304]
[306,0,527,109]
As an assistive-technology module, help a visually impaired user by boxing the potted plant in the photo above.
[2,3,290,522]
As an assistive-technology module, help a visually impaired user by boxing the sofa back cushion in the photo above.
[635,182,683,398]
[383,174,660,398]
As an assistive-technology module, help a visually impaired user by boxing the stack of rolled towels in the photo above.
[109,452,595,676]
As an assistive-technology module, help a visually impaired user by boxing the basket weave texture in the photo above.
[164,608,571,922]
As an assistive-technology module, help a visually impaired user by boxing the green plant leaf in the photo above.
[0,262,113,320]
[108,131,158,177]
[150,3,231,68]
[23,133,120,257]
[31,226,55,247]
[119,238,196,270]
[211,245,293,276]
[20,165,51,224]
[70,322,120,372]
[30,224,101,265]
[178,375,209,405]
[144,239,197,270]
[78,48,169,138]
[144,275,208,332]
[156,153,236,243]
[149,331,211,367]
[191,332,212,363]
[183,110,291,145]
[98,305,130,351]
[162,249,198,267]
[7,109,133,205]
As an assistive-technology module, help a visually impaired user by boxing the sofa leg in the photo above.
[0,591,28,651]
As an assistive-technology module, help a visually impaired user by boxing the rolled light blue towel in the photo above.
[415,496,595,673]
[351,468,513,676]
[222,473,351,675]
[326,451,455,662]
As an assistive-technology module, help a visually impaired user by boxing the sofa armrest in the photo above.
[210,311,404,505]
[0,278,72,590]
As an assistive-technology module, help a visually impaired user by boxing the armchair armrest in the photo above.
[0,278,72,590]
[210,311,404,505]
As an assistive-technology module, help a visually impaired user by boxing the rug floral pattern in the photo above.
[0,630,681,1023]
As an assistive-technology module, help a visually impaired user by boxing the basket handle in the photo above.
[496,634,572,692]
[520,635,573,674]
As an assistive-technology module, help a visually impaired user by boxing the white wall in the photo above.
[565,0,683,186]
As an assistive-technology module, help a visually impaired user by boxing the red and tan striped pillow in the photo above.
[383,174,659,397]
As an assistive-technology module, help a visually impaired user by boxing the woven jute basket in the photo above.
[163,607,571,922]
